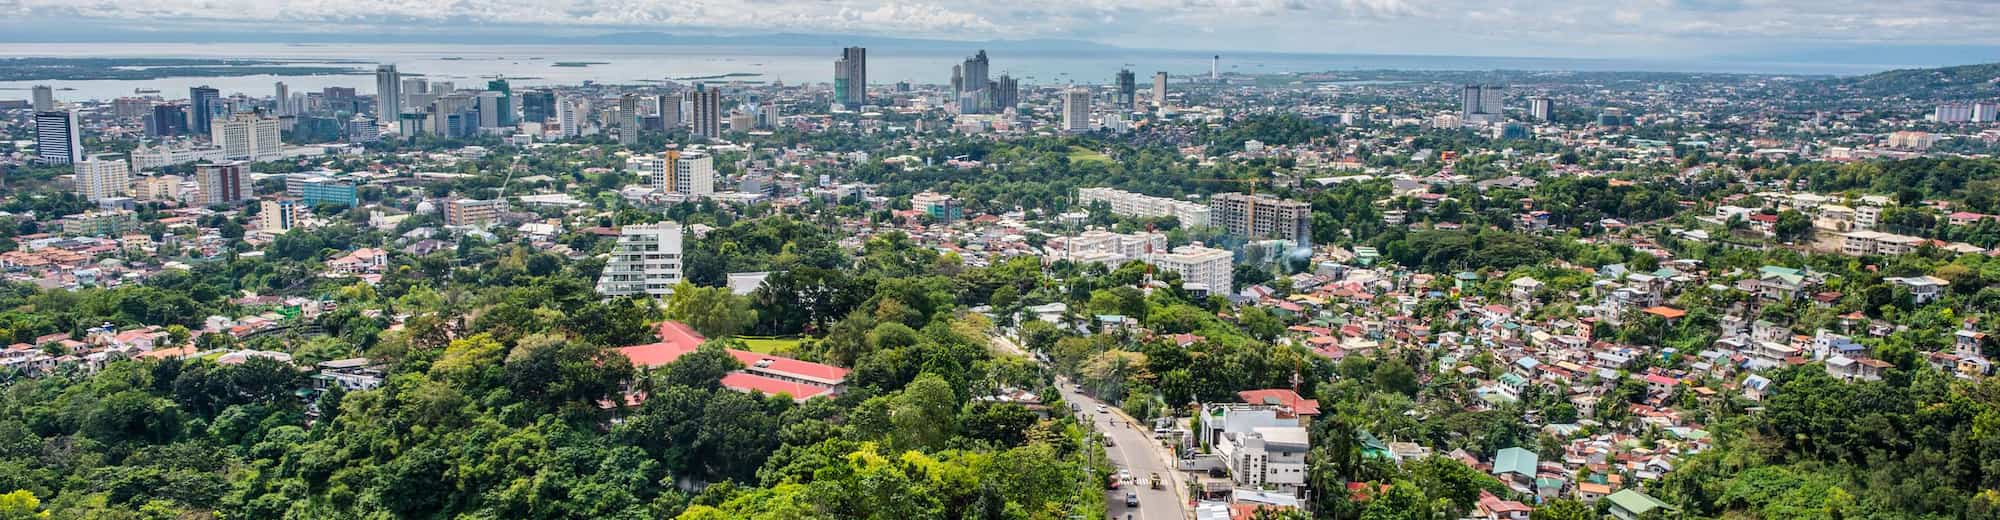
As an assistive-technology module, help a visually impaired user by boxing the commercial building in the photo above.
[1210,192,1311,242]
[1077,187,1212,227]
[632,152,671,190]
[521,89,557,124]
[30,85,53,112]
[673,151,715,197]
[295,176,359,207]
[189,86,222,135]
[1461,84,1505,123]
[59,210,138,237]
[259,198,306,234]
[594,222,685,296]
[1062,88,1092,133]
[556,96,583,138]
[375,64,401,124]
[834,47,867,109]
[485,79,512,126]
[1045,230,1166,266]
[33,109,83,165]
[129,143,226,171]
[912,191,961,223]
[1151,244,1234,295]
[147,104,190,137]
[1153,72,1169,107]
[74,157,131,202]
[211,112,282,161]
[1529,97,1553,121]
[194,161,251,206]
[690,85,723,139]
[1115,69,1136,110]
[1200,403,1308,493]
[617,94,642,145]
[444,198,504,228]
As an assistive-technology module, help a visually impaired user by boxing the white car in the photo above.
[1095,405,1108,414]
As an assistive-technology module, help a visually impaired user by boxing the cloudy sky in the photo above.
[1,0,1993,58]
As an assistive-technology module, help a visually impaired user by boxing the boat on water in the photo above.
[134,88,160,94]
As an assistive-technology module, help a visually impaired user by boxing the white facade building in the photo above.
[594,222,686,296]
[1077,187,1212,227]
[211,112,282,161]
[74,157,131,202]
[1150,244,1234,295]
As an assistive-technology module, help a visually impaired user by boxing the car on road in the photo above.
[1124,492,1139,507]
[1095,405,1107,414]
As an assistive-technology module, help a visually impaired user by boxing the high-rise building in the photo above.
[634,151,672,190]
[957,50,990,113]
[556,96,583,138]
[147,104,190,137]
[617,94,642,145]
[1115,69,1137,111]
[347,116,380,143]
[657,94,683,129]
[950,65,963,98]
[30,85,54,112]
[1528,97,1553,122]
[486,79,513,126]
[195,161,250,206]
[1461,84,1505,122]
[33,110,83,165]
[113,97,151,119]
[274,82,290,116]
[1209,192,1311,243]
[1211,55,1219,81]
[1153,72,1169,108]
[1976,102,2000,123]
[1063,89,1092,133]
[1149,244,1234,295]
[189,86,222,135]
[259,198,306,233]
[375,64,401,124]
[834,47,867,109]
[478,91,504,129]
[522,89,556,123]
[211,112,282,161]
[593,222,685,296]
[690,85,723,139]
[673,150,715,197]
[994,75,1020,111]
[444,198,504,227]
[74,157,130,202]
[1936,104,1976,123]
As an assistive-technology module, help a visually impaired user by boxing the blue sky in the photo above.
[0,0,1992,59]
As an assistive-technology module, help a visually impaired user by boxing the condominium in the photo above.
[1210,192,1311,242]
[1077,187,1211,227]
[1150,244,1234,295]
[194,161,250,206]
[594,222,686,296]
[33,110,83,165]
[130,142,227,171]
[1045,230,1166,266]
[211,112,282,161]
[1840,230,1926,256]
[74,157,131,202]
[259,198,307,234]
[632,153,671,190]
[690,85,722,139]
[672,150,715,197]
[1062,88,1091,133]
[445,198,504,228]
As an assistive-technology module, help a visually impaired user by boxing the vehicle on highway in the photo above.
[1095,405,1107,414]
[1103,432,1115,446]
[1125,492,1139,507]
[1149,473,1162,489]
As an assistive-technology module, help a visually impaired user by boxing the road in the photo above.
[1056,381,1189,520]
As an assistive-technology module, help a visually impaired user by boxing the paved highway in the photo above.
[1057,381,1189,520]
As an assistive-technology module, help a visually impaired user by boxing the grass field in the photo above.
[1066,146,1111,164]
[738,337,803,354]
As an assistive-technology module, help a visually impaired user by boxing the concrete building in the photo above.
[211,112,282,161]
[1115,69,1136,110]
[189,86,221,135]
[1045,230,1166,266]
[1210,192,1312,242]
[1077,187,1211,227]
[1152,72,1169,108]
[617,94,642,145]
[1151,244,1234,295]
[74,157,131,202]
[375,64,401,124]
[656,93,683,129]
[194,161,250,206]
[632,152,671,191]
[1062,88,1092,133]
[594,222,685,296]
[673,150,715,197]
[33,110,83,165]
[835,47,867,109]
[30,85,53,112]
[690,85,723,139]
[445,198,504,228]
[259,198,306,234]
[1529,97,1553,121]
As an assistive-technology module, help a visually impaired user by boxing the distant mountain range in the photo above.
[1830,62,2000,100]
[0,26,1120,54]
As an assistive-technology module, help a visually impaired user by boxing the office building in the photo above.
[1210,192,1312,242]
[189,86,222,135]
[60,210,139,237]
[911,191,961,223]
[556,96,583,138]
[74,157,131,202]
[112,97,150,119]
[129,143,226,171]
[673,150,715,197]
[260,198,306,233]
[618,94,642,145]
[594,222,685,296]
[195,161,251,206]
[690,85,723,139]
[835,46,867,109]
[1077,187,1212,227]
[444,198,504,227]
[1528,97,1553,122]
[994,75,1019,111]
[486,79,513,126]
[296,176,359,207]
[33,109,83,165]
[274,82,290,115]
[1151,244,1235,295]
[211,112,282,161]
[347,116,380,143]
[477,91,504,129]
[1115,69,1136,110]
[1152,72,1169,107]
[375,65,401,124]
[657,94,683,129]
[147,104,190,137]
[1062,88,1092,133]
[522,89,557,123]
[1461,84,1505,123]
[30,85,53,112]
[957,50,990,113]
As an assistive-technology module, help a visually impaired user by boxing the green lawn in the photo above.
[1066,146,1111,164]
[737,337,803,354]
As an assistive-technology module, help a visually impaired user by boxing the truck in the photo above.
[1149,472,1162,489]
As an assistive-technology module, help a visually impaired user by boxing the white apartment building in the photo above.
[129,143,227,172]
[1201,403,1309,493]
[1150,244,1234,295]
[74,157,131,202]
[594,222,685,296]
[1077,187,1212,227]
[1045,230,1166,266]
[211,112,282,161]
[1062,88,1091,133]
[631,153,670,190]
[1840,230,1926,256]
[259,198,307,234]
[673,151,715,197]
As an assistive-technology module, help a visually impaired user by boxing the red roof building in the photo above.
[1237,388,1321,417]
[616,321,850,402]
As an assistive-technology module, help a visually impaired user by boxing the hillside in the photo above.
[1835,62,2000,100]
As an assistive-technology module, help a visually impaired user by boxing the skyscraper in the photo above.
[375,64,401,124]
[691,85,723,140]
[477,91,503,129]
[834,47,867,109]
[1153,72,1169,108]
[195,161,250,206]
[74,157,130,202]
[274,82,290,116]
[147,104,189,137]
[950,65,963,98]
[1115,69,1136,111]
[189,86,221,135]
[957,50,990,113]
[556,96,583,138]
[486,79,513,126]
[31,85,53,112]
[994,75,1019,111]
[1528,97,1553,122]
[657,94,683,129]
[1461,84,1505,123]
[522,89,556,124]
[1062,89,1092,133]
[33,110,83,166]
[617,94,641,145]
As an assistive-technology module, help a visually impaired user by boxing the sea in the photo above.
[0,42,1905,102]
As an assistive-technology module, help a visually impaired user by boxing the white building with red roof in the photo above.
[616,321,850,402]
